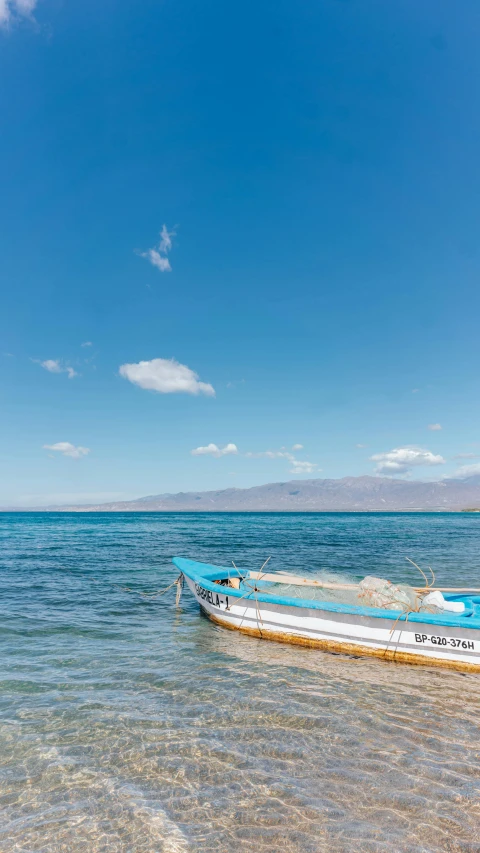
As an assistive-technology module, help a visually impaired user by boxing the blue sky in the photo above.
[1,0,480,505]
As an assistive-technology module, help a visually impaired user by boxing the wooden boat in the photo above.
[173,557,480,672]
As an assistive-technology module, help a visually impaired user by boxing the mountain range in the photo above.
[7,474,480,512]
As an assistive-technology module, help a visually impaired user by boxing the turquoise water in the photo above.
[1,512,480,852]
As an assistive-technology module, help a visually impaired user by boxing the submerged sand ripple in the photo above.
[1,512,479,852]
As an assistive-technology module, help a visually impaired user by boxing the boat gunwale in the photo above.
[173,557,480,630]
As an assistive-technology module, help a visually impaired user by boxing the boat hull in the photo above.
[174,560,480,673]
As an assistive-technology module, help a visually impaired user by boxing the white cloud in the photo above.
[191,443,238,458]
[245,447,319,475]
[36,359,78,379]
[40,359,62,373]
[0,0,36,26]
[452,462,480,478]
[138,224,176,273]
[119,357,215,396]
[191,442,319,474]
[371,446,446,475]
[141,249,171,272]
[453,453,479,460]
[43,442,90,459]
[428,423,442,431]
[245,450,291,459]
[289,460,319,474]
[81,341,93,348]
[356,443,366,448]
[159,224,174,253]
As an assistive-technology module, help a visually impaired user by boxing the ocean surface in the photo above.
[1,512,480,853]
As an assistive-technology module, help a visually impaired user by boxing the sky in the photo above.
[1,0,480,506]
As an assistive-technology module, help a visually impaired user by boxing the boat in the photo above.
[173,557,480,672]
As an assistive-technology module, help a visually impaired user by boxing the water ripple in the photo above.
[0,512,479,852]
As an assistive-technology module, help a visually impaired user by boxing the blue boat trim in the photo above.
[173,557,480,630]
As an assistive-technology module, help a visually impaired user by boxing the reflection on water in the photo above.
[0,512,479,852]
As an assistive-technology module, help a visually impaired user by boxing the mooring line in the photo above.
[59,564,183,601]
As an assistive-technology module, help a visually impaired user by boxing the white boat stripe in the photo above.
[198,603,480,660]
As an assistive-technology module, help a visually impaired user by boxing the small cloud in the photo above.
[138,224,176,273]
[81,341,93,348]
[3,352,14,357]
[43,442,90,459]
[454,462,480,478]
[159,223,174,253]
[0,0,36,27]
[141,249,171,272]
[412,389,420,394]
[40,359,62,373]
[35,359,78,379]
[245,450,291,459]
[356,443,366,448]
[370,446,446,476]
[428,423,442,431]
[119,357,215,396]
[191,443,238,458]
[453,453,479,460]
[245,446,318,475]
[289,461,319,474]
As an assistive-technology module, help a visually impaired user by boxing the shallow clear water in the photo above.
[1,512,479,853]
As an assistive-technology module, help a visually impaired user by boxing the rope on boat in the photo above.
[175,574,184,606]
[115,573,183,601]
[60,563,184,603]
[377,561,438,661]
[225,557,273,637]
[405,557,436,592]
[226,556,463,663]
[226,557,272,604]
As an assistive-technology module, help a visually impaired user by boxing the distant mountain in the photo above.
[8,474,480,512]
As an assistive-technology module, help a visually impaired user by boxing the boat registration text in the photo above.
[414,633,475,650]
[195,583,228,609]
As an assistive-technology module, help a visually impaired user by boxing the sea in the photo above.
[1,511,479,853]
